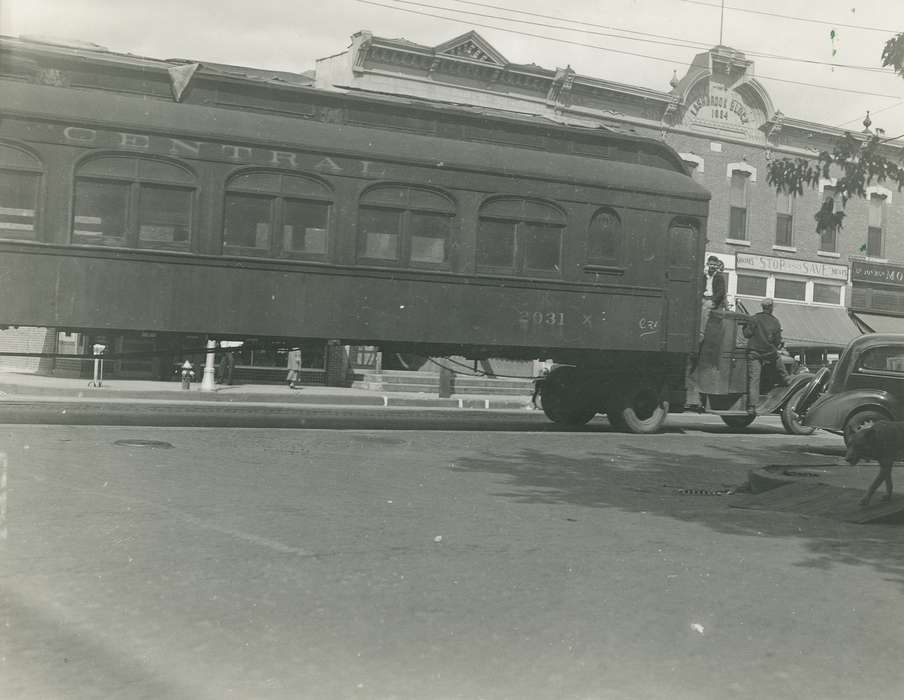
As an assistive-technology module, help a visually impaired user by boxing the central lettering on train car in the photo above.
[58,125,388,176]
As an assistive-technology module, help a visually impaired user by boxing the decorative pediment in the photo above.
[435,31,507,65]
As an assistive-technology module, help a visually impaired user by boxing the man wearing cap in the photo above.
[703,256,727,313]
[742,298,791,410]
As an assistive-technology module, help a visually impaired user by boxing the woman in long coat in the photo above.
[286,348,302,389]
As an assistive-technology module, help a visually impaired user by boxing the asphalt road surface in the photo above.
[2,417,903,700]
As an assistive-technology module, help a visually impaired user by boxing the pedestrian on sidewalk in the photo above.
[217,350,236,385]
[286,347,302,389]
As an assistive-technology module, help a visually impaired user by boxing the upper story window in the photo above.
[867,194,886,258]
[73,156,195,250]
[819,186,841,254]
[357,186,454,267]
[586,208,622,266]
[775,192,794,247]
[0,143,42,241]
[224,171,331,258]
[728,170,749,240]
[476,197,564,277]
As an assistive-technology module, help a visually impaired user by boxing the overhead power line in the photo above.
[357,0,904,101]
[680,0,904,35]
[439,0,895,73]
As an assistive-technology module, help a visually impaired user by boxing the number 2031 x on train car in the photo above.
[0,37,710,432]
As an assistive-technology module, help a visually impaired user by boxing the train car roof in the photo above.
[1,35,710,202]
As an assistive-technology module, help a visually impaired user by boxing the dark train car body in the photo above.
[0,37,710,430]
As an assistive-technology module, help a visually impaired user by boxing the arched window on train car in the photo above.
[357,185,454,268]
[223,171,331,258]
[72,156,195,250]
[0,142,43,241]
[476,197,564,277]
[586,208,622,267]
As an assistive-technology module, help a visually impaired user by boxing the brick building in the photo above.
[317,31,904,364]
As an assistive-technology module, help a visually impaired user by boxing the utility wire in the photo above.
[680,0,903,34]
[435,0,895,73]
[836,100,904,128]
[358,0,904,100]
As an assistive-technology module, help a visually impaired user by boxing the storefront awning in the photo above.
[737,299,862,349]
[851,312,904,335]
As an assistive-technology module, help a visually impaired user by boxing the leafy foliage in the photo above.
[765,32,904,234]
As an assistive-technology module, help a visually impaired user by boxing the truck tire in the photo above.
[541,367,597,426]
[721,415,756,429]
[615,385,668,434]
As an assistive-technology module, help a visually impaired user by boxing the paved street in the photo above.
[2,416,904,700]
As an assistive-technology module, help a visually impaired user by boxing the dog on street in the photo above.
[845,421,904,506]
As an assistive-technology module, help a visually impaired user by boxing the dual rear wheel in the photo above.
[541,368,668,434]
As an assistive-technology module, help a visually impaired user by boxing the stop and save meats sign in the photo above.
[736,253,849,281]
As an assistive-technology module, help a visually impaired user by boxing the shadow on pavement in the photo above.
[450,441,904,591]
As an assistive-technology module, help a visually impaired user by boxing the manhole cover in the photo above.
[113,439,174,449]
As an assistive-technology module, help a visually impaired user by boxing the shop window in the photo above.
[819,186,840,253]
[224,171,331,258]
[775,192,794,247]
[737,274,767,296]
[477,197,564,276]
[357,185,453,267]
[813,283,841,305]
[0,143,43,241]
[587,209,622,265]
[774,278,806,301]
[73,156,195,250]
[728,171,749,240]
[867,194,885,257]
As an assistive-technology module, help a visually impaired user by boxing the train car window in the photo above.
[224,193,272,249]
[477,197,564,277]
[223,171,332,259]
[138,186,192,246]
[587,209,622,265]
[72,156,195,250]
[359,208,402,260]
[0,143,42,241]
[357,186,453,268]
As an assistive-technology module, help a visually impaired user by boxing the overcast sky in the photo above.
[3,0,904,135]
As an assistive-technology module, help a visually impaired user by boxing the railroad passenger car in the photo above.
[0,36,710,431]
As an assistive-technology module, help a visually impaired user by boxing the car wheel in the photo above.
[780,388,816,435]
[843,409,890,446]
[721,415,756,429]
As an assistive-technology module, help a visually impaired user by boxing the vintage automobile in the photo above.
[798,333,904,443]
[695,309,815,434]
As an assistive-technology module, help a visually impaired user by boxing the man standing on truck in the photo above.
[743,298,791,410]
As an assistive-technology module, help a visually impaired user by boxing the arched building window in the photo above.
[587,208,622,266]
[357,185,454,267]
[224,171,331,257]
[476,197,564,276]
[73,155,195,250]
[0,142,43,241]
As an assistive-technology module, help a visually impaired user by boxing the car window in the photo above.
[856,346,904,373]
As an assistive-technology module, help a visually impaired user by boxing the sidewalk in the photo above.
[0,371,534,411]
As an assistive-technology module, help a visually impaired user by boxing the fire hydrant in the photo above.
[180,360,195,390]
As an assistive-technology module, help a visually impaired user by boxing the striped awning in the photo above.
[851,312,904,335]
[737,299,861,349]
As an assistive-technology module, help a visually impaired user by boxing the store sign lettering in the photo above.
[687,94,750,125]
[60,125,387,176]
[851,260,904,287]
[736,253,848,281]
